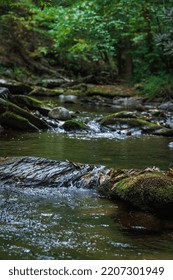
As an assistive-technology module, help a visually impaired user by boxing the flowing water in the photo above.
[0,104,173,260]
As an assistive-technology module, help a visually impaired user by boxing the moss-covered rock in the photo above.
[152,127,173,137]
[99,171,173,212]
[0,79,32,94]
[0,99,50,130]
[0,111,38,131]
[109,110,137,118]
[87,85,136,98]
[62,119,88,131]
[9,95,50,115]
[100,113,162,132]
[29,86,64,97]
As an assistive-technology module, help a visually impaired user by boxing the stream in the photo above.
[0,103,173,260]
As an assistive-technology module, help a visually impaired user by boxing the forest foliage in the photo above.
[0,0,173,95]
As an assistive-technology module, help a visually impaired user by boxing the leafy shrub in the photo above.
[142,73,173,98]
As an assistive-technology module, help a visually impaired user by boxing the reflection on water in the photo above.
[0,122,173,259]
[1,187,173,260]
[0,131,173,170]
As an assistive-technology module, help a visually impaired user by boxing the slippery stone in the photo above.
[0,156,107,189]
[0,100,51,130]
[0,87,10,100]
[48,106,72,121]
[0,79,32,94]
[63,119,88,131]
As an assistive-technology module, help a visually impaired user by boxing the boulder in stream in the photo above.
[62,119,88,131]
[99,111,169,135]
[98,168,173,213]
[48,106,72,121]
[0,99,51,131]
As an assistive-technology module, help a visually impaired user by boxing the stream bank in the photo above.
[0,78,173,138]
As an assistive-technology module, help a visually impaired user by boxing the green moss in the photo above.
[111,111,137,118]
[11,95,47,109]
[63,119,88,131]
[113,173,173,210]
[87,85,136,98]
[30,86,64,97]
[63,89,84,96]
[0,111,38,131]
[100,114,161,131]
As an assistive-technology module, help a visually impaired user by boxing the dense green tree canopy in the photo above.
[0,0,172,83]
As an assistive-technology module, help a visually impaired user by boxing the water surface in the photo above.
[0,108,173,260]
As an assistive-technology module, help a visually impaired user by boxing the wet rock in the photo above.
[108,172,173,212]
[0,79,32,94]
[29,86,64,97]
[168,142,173,149]
[110,110,137,118]
[87,85,135,98]
[117,210,163,233]
[0,111,39,131]
[158,102,173,111]
[9,95,50,116]
[40,78,67,88]
[98,168,173,213]
[0,156,107,189]
[0,87,10,100]
[152,127,173,136]
[48,106,72,121]
[62,119,88,131]
[0,100,51,130]
[113,97,144,110]
[1,156,173,214]
[100,113,161,133]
